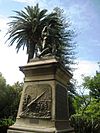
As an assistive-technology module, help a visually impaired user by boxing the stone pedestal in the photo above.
[8,57,74,133]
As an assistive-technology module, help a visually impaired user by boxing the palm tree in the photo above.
[7,4,76,70]
[7,4,58,62]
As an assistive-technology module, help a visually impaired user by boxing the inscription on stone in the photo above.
[30,119,39,124]
[20,84,52,119]
[56,84,68,120]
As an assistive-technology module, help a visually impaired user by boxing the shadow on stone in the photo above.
[7,56,75,133]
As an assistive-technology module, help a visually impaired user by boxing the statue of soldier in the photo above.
[39,21,57,58]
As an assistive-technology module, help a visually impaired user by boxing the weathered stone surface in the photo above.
[20,84,52,119]
[7,57,74,133]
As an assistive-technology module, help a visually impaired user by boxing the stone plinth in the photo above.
[8,57,74,133]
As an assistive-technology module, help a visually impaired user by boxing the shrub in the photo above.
[0,118,14,133]
[70,114,100,133]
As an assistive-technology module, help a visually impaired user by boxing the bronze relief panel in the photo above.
[20,84,52,119]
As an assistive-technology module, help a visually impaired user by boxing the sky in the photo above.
[0,0,100,86]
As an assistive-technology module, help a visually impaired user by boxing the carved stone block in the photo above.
[19,84,52,119]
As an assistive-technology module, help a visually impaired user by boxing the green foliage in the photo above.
[67,79,77,116]
[0,118,14,133]
[6,4,76,70]
[0,83,23,119]
[73,95,83,113]
[83,72,100,99]
[83,99,100,120]
[73,94,91,114]
[71,96,100,133]
[71,70,100,133]
[73,98,100,120]
[7,4,61,62]
[53,7,76,70]
[0,118,14,127]
[68,95,76,116]
[0,73,23,120]
[70,114,100,133]
[0,73,23,132]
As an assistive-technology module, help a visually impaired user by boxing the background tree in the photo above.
[0,73,23,132]
[82,72,100,100]
[6,4,61,62]
[7,4,76,71]
[0,78,23,119]
[67,79,77,116]
[53,7,76,70]
[38,7,76,70]
[71,66,100,133]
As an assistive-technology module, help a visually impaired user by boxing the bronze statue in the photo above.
[38,23,57,58]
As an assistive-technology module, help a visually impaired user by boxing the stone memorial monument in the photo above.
[7,56,74,133]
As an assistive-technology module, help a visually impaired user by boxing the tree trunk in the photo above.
[27,43,35,63]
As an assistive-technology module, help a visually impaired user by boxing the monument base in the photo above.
[8,118,74,133]
[8,57,74,133]
[8,126,74,133]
